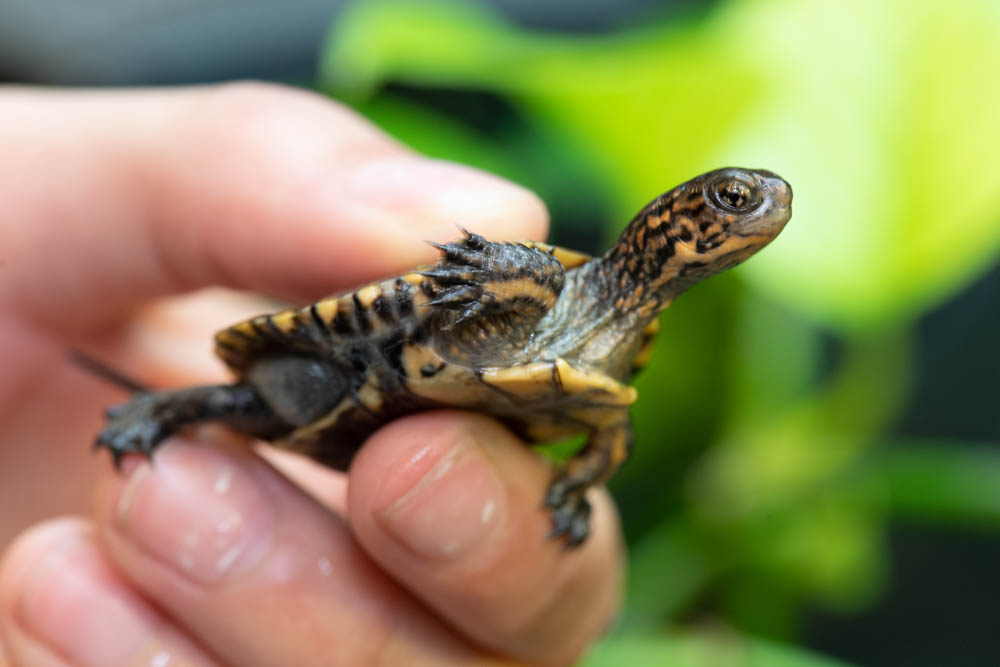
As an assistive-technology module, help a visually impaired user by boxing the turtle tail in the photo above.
[69,350,150,393]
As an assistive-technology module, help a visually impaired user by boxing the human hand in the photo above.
[0,83,622,665]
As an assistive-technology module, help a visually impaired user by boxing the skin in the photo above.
[0,82,622,666]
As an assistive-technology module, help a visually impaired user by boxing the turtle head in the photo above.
[602,167,792,314]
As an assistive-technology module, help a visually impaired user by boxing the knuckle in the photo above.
[205,79,315,117]
[191,80,386,157]
[195,80,323,148]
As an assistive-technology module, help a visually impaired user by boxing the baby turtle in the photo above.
[97,167,792,546]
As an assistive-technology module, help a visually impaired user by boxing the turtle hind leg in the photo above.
[545,421,633,547]
[97,383,291,468]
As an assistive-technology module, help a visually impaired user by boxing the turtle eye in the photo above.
[708,176,761,213]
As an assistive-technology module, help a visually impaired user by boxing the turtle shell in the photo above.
[212,242,637,469]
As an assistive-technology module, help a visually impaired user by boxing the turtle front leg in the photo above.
[420,230,566,363]
[96,383,291,467]
[545,420,633,547]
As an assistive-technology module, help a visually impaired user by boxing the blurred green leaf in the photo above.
[621,519,713,630]
[732,486,888,613]
[690,328,912,522]
[624,278,738,477]
[584,633,854,667]
[724,295,823,425]
[867,442,1000,526]
[678,327,909,608]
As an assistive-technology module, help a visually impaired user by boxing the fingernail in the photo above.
[15,528,195,666]
[374,430,506,560]
[349,156,540,235]
[113,440,274,586]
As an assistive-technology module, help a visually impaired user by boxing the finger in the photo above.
[0,518,216,666]
[255,445,349,516]
[92,437,512,666]
[1,82,548,333]
[348,412,624,666]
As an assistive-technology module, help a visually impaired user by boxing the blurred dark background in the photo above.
[4,1,998,665]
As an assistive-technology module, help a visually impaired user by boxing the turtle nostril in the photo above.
[763,176,792,209]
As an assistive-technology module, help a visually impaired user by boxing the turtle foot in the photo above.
[95,392,173,469]
[544,480,592,548]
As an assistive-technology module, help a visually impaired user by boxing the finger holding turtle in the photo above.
[1,417,621,666]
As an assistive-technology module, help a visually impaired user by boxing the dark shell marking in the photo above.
[96,167,792,547]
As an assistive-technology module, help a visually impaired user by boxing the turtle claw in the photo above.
[94,393,171,469]
[544,480,592,548]
[103,403,129,419]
